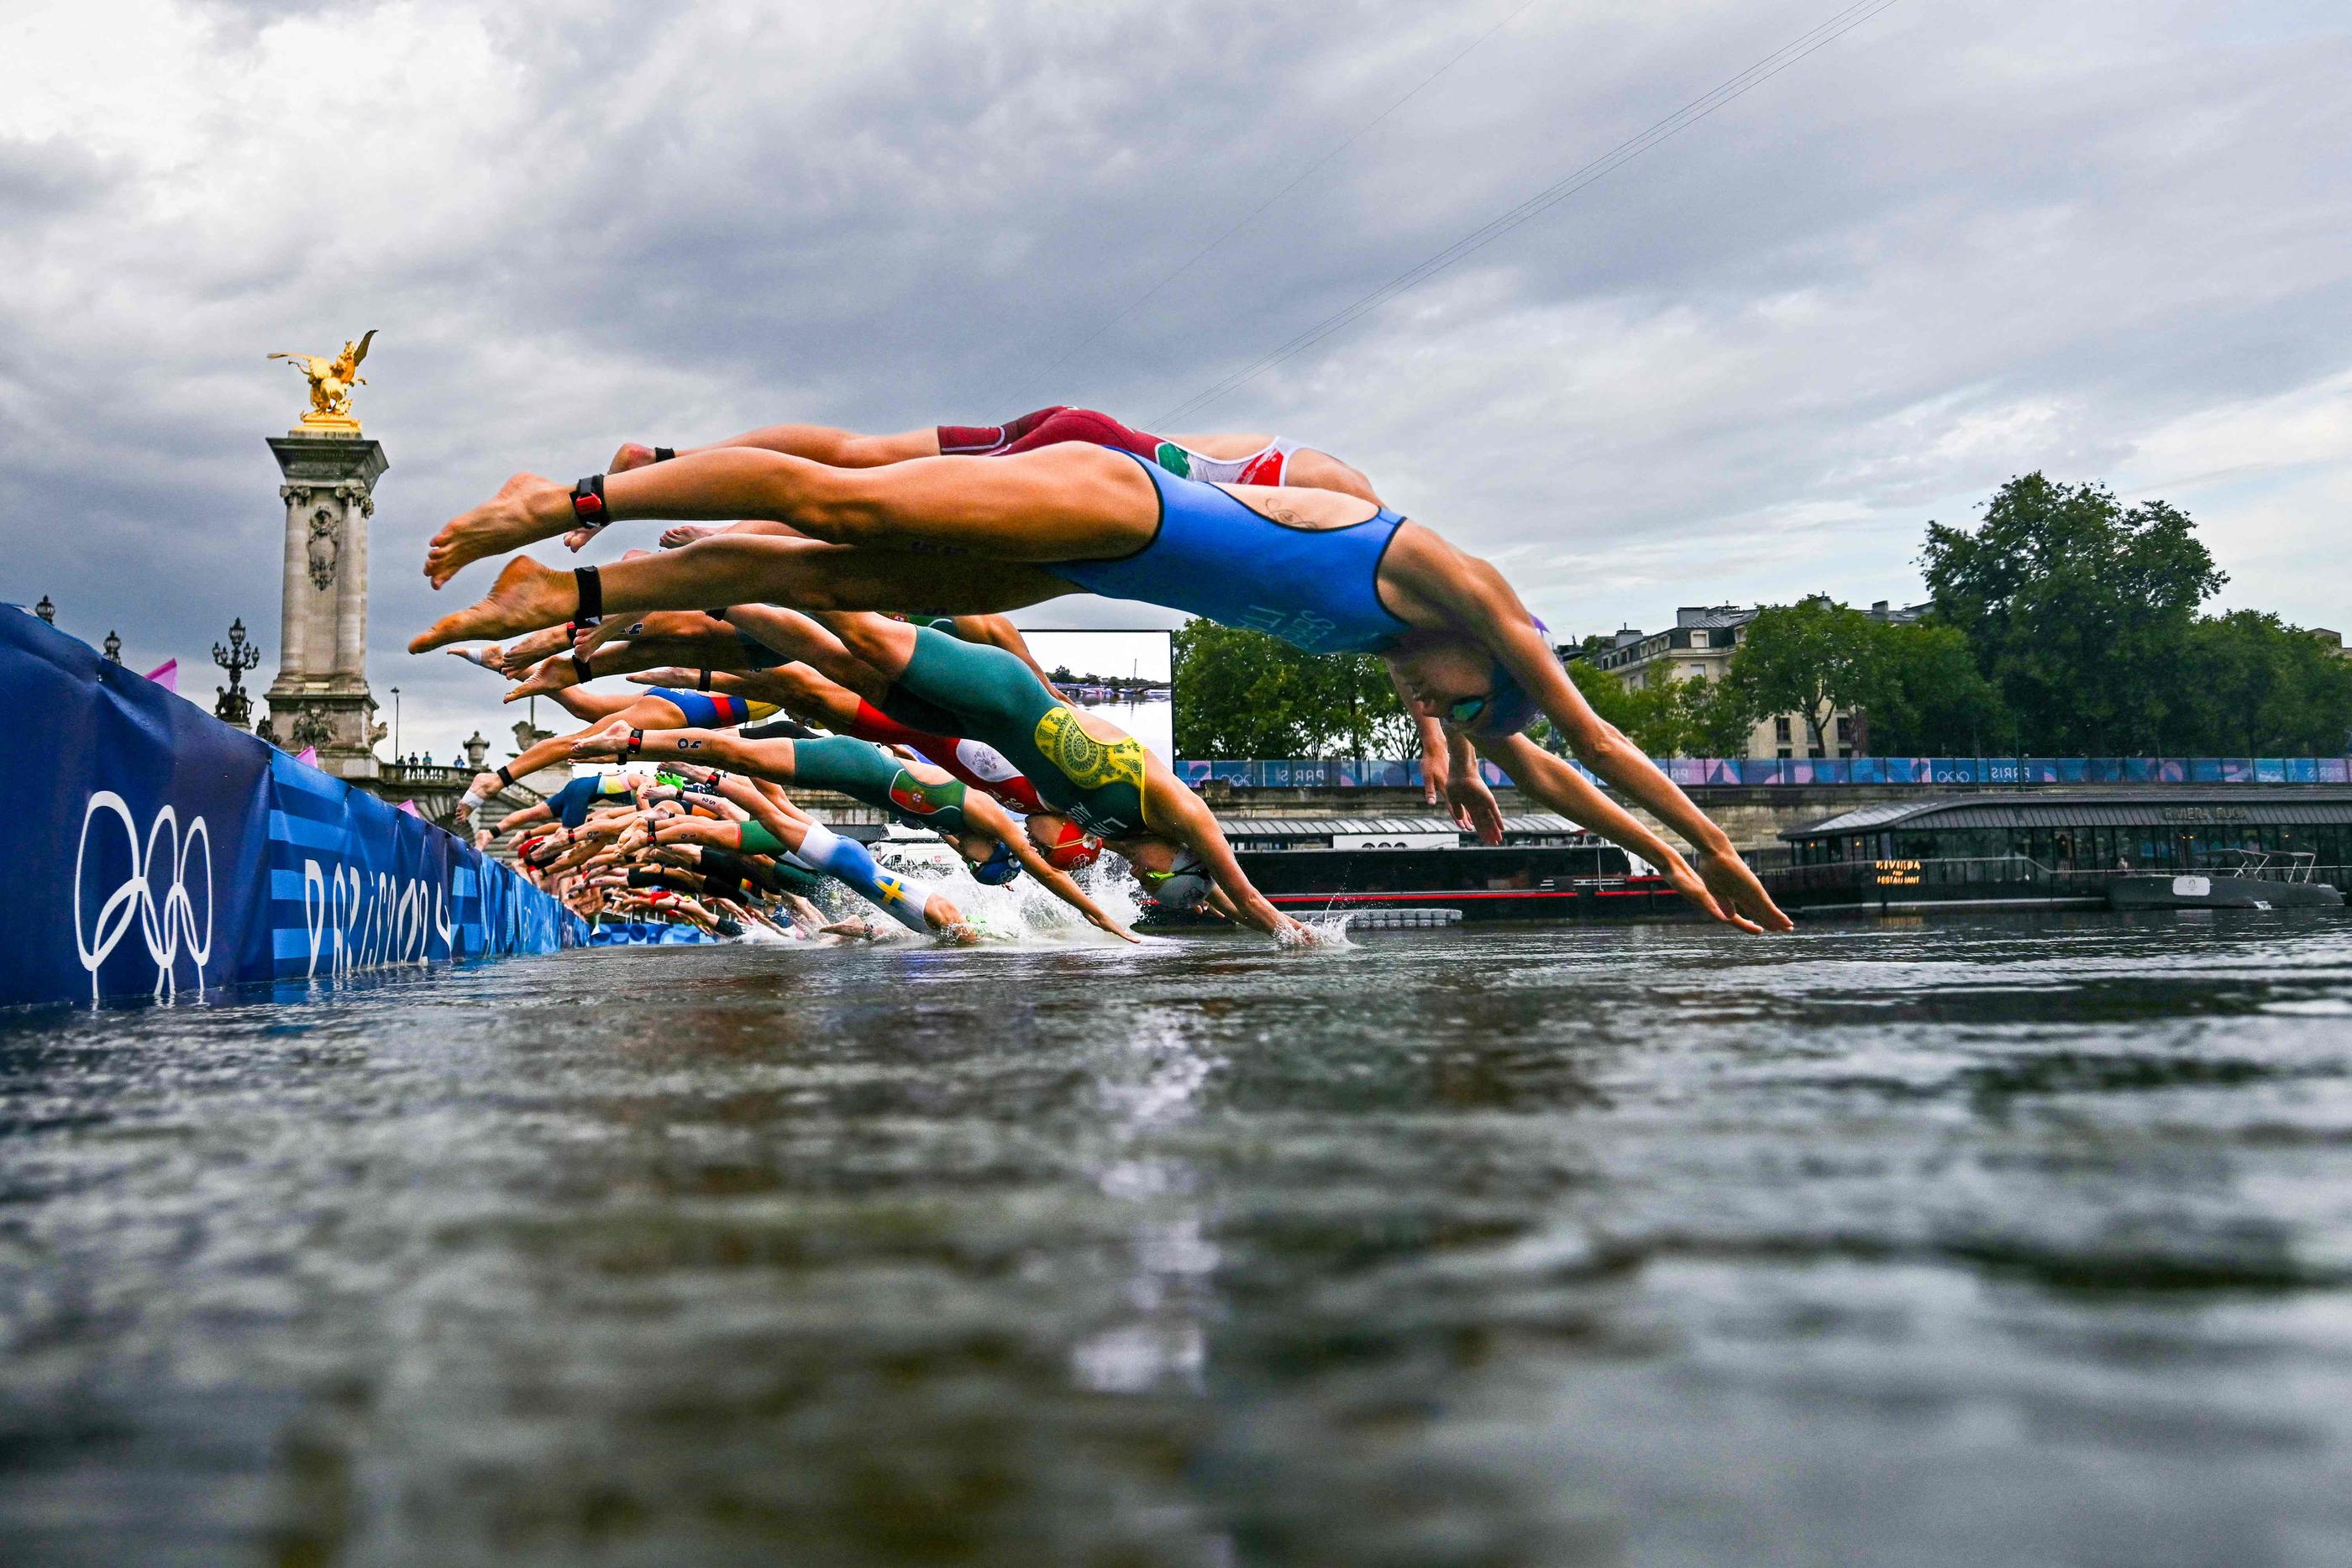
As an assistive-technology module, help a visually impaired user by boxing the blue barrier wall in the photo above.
[586,920,717,947]
[3,607,585,1009]
[1173,756,2352,789]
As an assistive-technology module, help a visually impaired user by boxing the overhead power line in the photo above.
[1152,0,1908,428]
[1010,0,1546,399]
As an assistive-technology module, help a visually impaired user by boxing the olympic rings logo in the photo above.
[73,790,213,1004]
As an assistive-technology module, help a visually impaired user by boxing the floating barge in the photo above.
[1150,814,1686,923]
[1763,789,2352,913]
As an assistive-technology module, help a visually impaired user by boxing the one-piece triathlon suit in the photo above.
[938,406,1299,487]
[646,687,780,729]
[879,627,1152,840]
[1051,448,1415,656]
[775,734,979,836]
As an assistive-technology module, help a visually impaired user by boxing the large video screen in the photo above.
[1023,631,1173,763]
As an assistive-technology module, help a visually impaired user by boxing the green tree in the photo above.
[1172,621,1414,758]
[1717,599,1882,753]
[1687,674,1762,758]
[1854,620,2013,755]
[2174,612,2352,755]
[1922,475,2224,753]
[1554,661,1719,758]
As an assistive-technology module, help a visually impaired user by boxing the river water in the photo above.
[5,914,2352,1566]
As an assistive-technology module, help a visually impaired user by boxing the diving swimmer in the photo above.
[415,443,1790,932]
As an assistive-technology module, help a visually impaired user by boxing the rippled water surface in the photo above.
[7,914,2352,1566]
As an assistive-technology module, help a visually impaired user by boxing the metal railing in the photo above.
[1174,756,2352,789]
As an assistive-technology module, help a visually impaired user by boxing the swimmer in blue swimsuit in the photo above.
[417,443,1792,934]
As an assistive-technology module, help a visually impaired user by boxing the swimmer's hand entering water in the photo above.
[1697,847,1793,935]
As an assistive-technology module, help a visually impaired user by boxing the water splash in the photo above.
[863,835,1147,947]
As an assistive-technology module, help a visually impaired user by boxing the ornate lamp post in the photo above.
[34,595,55,626]
[390,685,402,762]
[213,617,261,729]
[102,630,122,664]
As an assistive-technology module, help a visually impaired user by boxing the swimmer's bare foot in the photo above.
[502,656,579,703]
[408,556,575,653]
[660,523,722,549]
[568,719,635,761]
[572,616,636,658]
[499,625,575,672]
[425,472,572,589]
[609,441,660,475]
[446,645,504,673]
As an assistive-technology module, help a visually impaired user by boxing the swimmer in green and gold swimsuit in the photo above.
[816,616,1306,941]
[569,721,1137,942]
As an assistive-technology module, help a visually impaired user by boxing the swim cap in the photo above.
[1146,847,1213,910]
[1461,616,1550,738]
[972,841,1022,885]
[1039,818,1103,872]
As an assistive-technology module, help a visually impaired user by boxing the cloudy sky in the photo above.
[4,0,2346,763]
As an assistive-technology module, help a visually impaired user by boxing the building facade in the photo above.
[1579,600,1927,760]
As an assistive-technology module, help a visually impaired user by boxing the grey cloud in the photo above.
[3,0,2348,761]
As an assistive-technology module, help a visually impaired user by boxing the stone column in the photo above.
[263,430,389,779]
[332,476,372,689]
[276,484,312,680]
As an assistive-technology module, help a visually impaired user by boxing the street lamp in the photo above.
[34,595,54,625]
[390,685,402,762]
[213,616,261,729]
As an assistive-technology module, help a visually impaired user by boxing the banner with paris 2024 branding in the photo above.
[0,605,584,1009]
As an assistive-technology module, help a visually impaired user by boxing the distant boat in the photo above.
[2107,849,2345,910]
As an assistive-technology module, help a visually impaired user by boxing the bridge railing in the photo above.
[1174,757,2352,789]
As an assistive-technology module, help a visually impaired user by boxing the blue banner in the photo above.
[586,920,716,946]
[1177,753,2352,789]
[3,607,584,1009]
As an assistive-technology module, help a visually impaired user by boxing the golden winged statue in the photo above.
[269,328,377,430]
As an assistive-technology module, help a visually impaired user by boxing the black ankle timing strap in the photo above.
[569,474,608,530]
[573,564,602,627]
[570,649,591,683]
[696,668,711,691]
[653,447,676,463]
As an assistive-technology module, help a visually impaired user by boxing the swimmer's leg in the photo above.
[410,544,1065,653]
[793,821,948,936]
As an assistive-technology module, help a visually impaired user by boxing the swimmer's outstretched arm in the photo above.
[1438,731,1505,844]
[1394,542,1791,933]
[1476,733,1779,935]
[1143,787,1307,942]
[959,794,1138,943]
